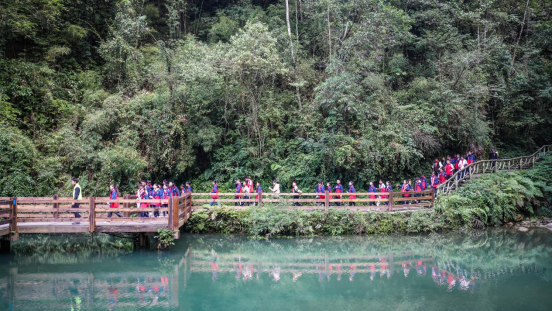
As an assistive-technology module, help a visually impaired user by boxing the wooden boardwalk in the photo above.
[436,145,552,196]
[0,189,435,241]
[0,194,192,241]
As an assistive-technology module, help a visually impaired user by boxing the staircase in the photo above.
[436,145,552,196]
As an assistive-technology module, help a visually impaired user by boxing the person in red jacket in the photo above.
[235,179,243,206]
[430,172,439,192]
[334,180,343,206]
[438,169,447,184]
[445,160,454,179]
[108,184,123,218]
[315,181,325,206]
[210,180,220,207]
[348,181,356,206]
[153,183,163,217]
[326,182,333,206]
[380,180,388,204]
[368,182,377,206]
[161,184,170,217]
[401,180,410,204]
[414,179,423,203]
[432,159,441,173]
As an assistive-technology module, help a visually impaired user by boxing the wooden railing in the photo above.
[189,190,435,211]
[0,193,193,239]
[0,198,15,237]
[436,145,552,196]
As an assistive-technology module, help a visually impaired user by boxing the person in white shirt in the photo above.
[270,180,280,193]
[292,181,302,206]
[243,181,251,206]
[269,180,280,200]
[458,156,468,179]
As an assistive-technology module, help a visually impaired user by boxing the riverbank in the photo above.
[184,156,552,237]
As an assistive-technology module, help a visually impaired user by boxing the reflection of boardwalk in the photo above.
[2,245,548,309]
[190,250,434,277]
[2,251,191,311]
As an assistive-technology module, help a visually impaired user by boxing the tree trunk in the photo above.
[285,0,302,110]
[511,0,530,74]
[327,3,332,60]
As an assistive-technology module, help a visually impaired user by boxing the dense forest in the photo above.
[1,0,551,196]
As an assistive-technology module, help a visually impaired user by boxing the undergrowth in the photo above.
[185,156,552,237]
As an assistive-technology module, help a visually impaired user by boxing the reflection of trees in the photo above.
[185,229,552,277]
[10,234,133,265]
[2,229,551,310]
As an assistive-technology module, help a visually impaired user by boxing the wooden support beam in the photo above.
[10,197,18,241]
[89,197,96,233]
[258,190,263,206]
[324,190,329,212]
[53,194,59,219]
[123,194,130,217]
[388,192,394,211]
[172,196,179,231]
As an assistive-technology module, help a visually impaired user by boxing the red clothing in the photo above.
[445,164,454,175]
[110,190,119,208]
[139,190,147,208]
[381,187,388,199]
[154,191,162,207]
[401,186,410,197]
[317,185,325,199]
[439,172,447,183]
[431,176,439,188]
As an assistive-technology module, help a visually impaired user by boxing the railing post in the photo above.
[172,196,179,231]
[388,192,394,211]
[123,194,130,217]
[258,190,263,206]
[168,197,174,231]
[89,197,96,233]
[10,197,18,241]
[325,190,329,211]
[430,190,435,207]
[53,194,59,219]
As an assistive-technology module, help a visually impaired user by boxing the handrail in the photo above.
[436,145,552,196]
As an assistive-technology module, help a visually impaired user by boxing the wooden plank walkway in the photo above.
[437,145,552,196]
[0,194,192,241]
[0,189,435,241]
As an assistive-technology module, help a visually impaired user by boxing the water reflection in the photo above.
[1,229,552,310]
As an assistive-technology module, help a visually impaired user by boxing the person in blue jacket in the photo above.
[334,180,343,206]
[348,181,356,206]
[368,182,377,206]
[108,184,124,218]
[420,175,427,190]
[185,181,193,194]
[255,182,263,206]
[235,179,243,206]
[210,180,220,206]
[169,182,180,197]
[466,151,476,165]
[385,181,393,206]
[315,181,325,206]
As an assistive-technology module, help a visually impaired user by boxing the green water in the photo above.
[1,229,552,310]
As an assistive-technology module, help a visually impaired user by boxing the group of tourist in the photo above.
[131,180,193,218]
[69,149,491,221]
[205,149,483,206]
